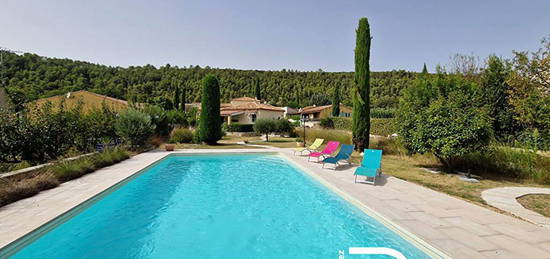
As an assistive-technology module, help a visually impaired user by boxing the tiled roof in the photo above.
[220,97,284,112]
[231,96,257,102]
[27,90,130,112]
[300,104,332,114]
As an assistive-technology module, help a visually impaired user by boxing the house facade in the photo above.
[220,97,285,124]
[299,104,352,120]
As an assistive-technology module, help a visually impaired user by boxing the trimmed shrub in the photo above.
[226,123,254,132]
[170,128,194,143]
[320,117,334,129]
[276,119,293,135]
[197,75,222,144]
[332,117,352,130]
[115,109,155,147]
[370,108,396,118]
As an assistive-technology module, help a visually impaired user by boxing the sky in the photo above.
[1,0,549,72]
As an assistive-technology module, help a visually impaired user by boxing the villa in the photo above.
[220,97,286,124]
[299,104,352,120]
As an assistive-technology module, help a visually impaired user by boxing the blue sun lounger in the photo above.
[322,144,354,170]
[354,149,383,185]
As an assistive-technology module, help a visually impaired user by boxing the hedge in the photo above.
[226,123,254,132]
[370,118,397,136]
[328,117,396,136]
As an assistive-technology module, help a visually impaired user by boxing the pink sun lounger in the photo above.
[308,141,340,162]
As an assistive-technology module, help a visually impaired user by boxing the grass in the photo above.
[296,128,352,144]
[517,194,550,218]
[0,148,131,207]
[345,138,549,209]
[247,136,298,148]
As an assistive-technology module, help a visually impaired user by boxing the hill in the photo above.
[0,51,419,110]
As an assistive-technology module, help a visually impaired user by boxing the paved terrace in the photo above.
[0,148,549,258]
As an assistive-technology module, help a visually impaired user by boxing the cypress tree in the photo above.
[352,17,371,151]
[180,83,186,111]
[331,83,341,117]
[173,86,180,110]
[422,63,428,74]
[197,75,222,144]
[255,77,261,101]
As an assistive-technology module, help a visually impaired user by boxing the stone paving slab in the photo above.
[482,187,550,228]
[1,148,550,258]
[278,149,550,258]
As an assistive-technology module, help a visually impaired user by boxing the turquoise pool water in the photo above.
[9,154,430,258]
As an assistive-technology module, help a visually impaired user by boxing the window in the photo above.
[251,114,257,122]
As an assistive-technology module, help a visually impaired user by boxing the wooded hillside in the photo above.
[0,51,418,110]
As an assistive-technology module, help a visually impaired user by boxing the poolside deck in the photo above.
[1,148,550,258]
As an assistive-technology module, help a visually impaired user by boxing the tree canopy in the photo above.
[0,51,418,112]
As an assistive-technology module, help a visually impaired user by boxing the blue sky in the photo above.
[1,0,548,72]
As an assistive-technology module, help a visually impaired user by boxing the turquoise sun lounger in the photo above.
[354,149,383,185]
[322,144,354,170]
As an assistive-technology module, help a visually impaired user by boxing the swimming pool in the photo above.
[6,153,433,258]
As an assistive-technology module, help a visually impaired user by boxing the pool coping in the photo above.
[0,149,448,258]
[0,152,171,257]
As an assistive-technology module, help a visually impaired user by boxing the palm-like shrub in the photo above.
[115,109,155,147]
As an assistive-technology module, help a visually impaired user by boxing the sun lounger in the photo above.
[308,141,340,162]
[354,149,383,185]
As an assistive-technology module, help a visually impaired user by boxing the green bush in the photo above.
[295,128,352,145]
[370,118,396,136]
[253,119,278,141]
[115,109,155,147]
[170,128,194,143]
[0,109,25,163]
[197,75,222,144]
[320,117,334,128]
[82,105,118,148]
[1,103,121,164]
[226,123,254,132]
[397,75,492,168]
[276,119,293,135]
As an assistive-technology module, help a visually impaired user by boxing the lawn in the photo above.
[348,152,549,211]
[517,194,550,217]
